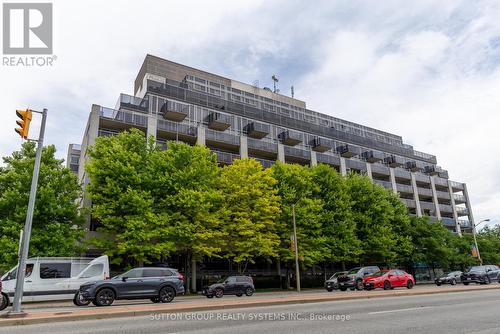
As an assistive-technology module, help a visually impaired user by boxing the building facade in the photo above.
[70,54,474,239]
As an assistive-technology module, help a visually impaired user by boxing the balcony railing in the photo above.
[439,204,453,213]
[316,153,340,166]
[346,159,366,171]
[420,201,436,211]
[116,93,149,113]
[384,155,404,167]
[414,173,430,183]
[205,129,240,146]
[362,150,384,163]
[214,150,240,165]
[157,119,197,137]
[336,144,361,158]
[438,170,449,179]
[435,190,451,200]
[453,194,466,203]
[373,179,393,190]
[311,137,333,152]
[424,165,442,176]
[244,122,270,139]
[370,163,390,175]
[434,177,449,187]
[99,107,148,127]
[207,112,232,131]
[161,100,190,122]
[405,161,422,172]
[247,138,278,153]
[456,206,469,216]
[279,130,302,146]
[98,128,120,137]
[458,219,471,228]
[253,157,275,169]
[441,217,456,227]
[417,187,433,197]
[394,168,411,179]
[284,146,310,160]
[397,184,413,194]
[450,181,464,191]
[401,198,416,208]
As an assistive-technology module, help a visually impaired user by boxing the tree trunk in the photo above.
[191,257,197,293]
[341,261,346,271]
[184,252,190,293]
[286,264,291,289]
[277,258,281,276]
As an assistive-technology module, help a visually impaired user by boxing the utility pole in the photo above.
[292,204,300,292]
[10,108,47,315]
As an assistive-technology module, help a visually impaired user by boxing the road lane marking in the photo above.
[368,306,432,315]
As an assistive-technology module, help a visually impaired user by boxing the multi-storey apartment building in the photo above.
[70,54,474,238]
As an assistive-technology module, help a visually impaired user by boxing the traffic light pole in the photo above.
[10,108,47,315]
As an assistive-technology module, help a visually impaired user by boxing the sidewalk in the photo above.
[1,284,500,326]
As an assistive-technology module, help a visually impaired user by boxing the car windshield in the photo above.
[329,272,346,279]
[469,266,485,272]
[217,277,227,283]
[369,271,387,277]
[347,268,361,275]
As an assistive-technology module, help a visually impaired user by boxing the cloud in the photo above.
[0,0,498,224]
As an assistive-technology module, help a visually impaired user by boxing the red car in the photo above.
[363,269,415,290]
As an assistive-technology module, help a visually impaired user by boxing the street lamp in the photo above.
[292,204,300,293]
[472,219,490,266]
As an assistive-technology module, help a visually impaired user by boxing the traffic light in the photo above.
[15,109,32,139]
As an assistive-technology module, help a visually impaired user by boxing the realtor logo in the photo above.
[3,3,53,54]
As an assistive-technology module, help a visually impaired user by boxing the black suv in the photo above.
[0,280,6,311]
[461,265,500,285]
[337,266,380,291]
[202,276,254,298]
[75,267,185,306]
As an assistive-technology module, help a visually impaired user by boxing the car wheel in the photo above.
[236,293,243,297]
[451,279,457,286]
[339,287,347,291]
[245,287,254,297]
[463,282,469,285]
[383,281,391,290]
[355,280,363,291]
[215,288,224,298]
[0,293,9,311]
[159,286,176,303]
[436,282,441,286]
[73,292,91,306]
[486,276,491,284]
[406,280,414,289]
[206,295,214,298]
[94,288,115,306]
[326,288,333,292]
[150,297,161,303]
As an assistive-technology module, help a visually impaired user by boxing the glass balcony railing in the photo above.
[370,163,390,175]
[157,119,197,137]
[99,107,148,127]
[98,128,120,137]
[417,187,433,197]
[116,93,149,113]
[214,150,240,165]
[453,194,466,203]
[394,168,411,179]
[207,112,232,131]
[311,137,333,152]
[441,217,456,226]
[161,100,190,122]
[397,184,413,194]
[384,155,404,167]
[456,206,469,216]
[336,144,361,158]
[244,122,270,139]
[316,153,340,166]
[346,159,366,171]
[205,129,240,146]
[362,150,384,163]
[439,204,453,213]
[247,138,278,153]
[279,130,302,146]
[253,157,275,169]
[458,219,471,228]
[373,179,393,190]
[284,146,310,160]
[400,198,416,208]
[435,191,451,200]
[419,201,436,211]
[450,181,464,191]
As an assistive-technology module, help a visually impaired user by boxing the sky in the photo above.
[0,0,499,228]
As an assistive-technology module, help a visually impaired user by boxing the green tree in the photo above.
[86,129,176,266]
[271,162,325,269]
[477,225,500,264]
[0,142,84,272]
[219,158,281,273]
[311,164,361,268]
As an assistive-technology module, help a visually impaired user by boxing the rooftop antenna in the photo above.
[291,85,294,98]
[252,80,260,88]
[271,75,279,93]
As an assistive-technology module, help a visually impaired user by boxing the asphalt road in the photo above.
[2,289,500,333]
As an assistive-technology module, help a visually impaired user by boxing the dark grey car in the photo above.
[461,265,500,285]
[337,266,380,291]
[202,276,254,298]
[75,267,185,306]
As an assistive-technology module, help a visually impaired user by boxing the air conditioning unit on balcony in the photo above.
[311,137,332,152]
[279,130,302,146]
[336,144,361,158]
[384,155,404,167]
[207,112,231,131]
[361,150,384,163]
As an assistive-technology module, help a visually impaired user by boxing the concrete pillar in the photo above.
[340,157,347,176]
[196,126,206,146]
[310,150,317,167]
[448,180,461,236]
[147,114,157,140]
[389,167,398,194]
[430,176,442,220]
[410,172,422,217]
[365,163,373,180]
[462,183,475,228]
[277,143,285,163]
[240,135,248,158]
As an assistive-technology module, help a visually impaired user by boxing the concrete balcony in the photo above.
[253,157,275,169]
[453,194,466,204]
[458,219,471,228]
[394,168,411,179]
[420,201,436,212]
[434,177,449,187]
[424,165,442,176]
[439,204,453,214]
[116,93,149,113]
[347,159,367,172]
[247,138,278,157]
[405,161,422,172]
[214,150,240,165]
[205,129,240,149]
[384,155,404,168]
[456,206,469,216]
[450,181,464,192]
[417,187,433,197]
[161,100,190,122]
[244,122,270,139]
[414,173,431,184]
[99,107,148,129]
[207,112,232,131]
[336,144,361,158]
[397,184,414,194]
[435,190,451,200]
[362,150,384,163]
[284,146,310,162]
[401,198,416,208]
[442,217,457,227]
[279,130,302,146]
[371,163,390,176]
[373,179,393,190]
[311,137,333,152]
[157,119,197,140]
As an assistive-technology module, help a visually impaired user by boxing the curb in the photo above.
[1,285,500,326]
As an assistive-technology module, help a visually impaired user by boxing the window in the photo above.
[143,269,172,277]
[40,263,71,279]
[226,277,237,283]
[5,264,34,281]
[79,264,104,278]
[123,268,143,278]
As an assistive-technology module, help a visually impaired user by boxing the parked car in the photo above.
[337,266,380,291]
[325,271,347,292]
[1,256,109,310]
[76,267,184,306]
[0,279,6,311]
[435,271,462,286]
[461,265,500,285]
[363,269,415,290]
[202,276,254,298]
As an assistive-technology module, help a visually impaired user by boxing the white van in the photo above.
[0,255,109,310]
